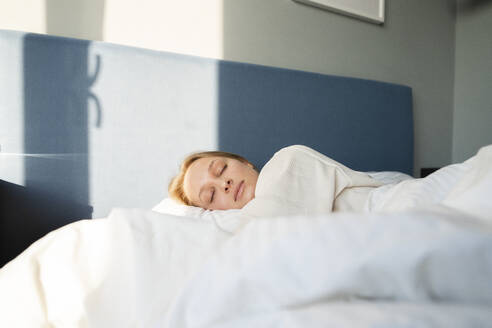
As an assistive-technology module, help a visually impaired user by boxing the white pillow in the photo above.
[152,197,241,221]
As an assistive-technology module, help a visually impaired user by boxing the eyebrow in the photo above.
[198,159,216,204]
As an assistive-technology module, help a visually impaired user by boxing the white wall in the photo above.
[0,0,46,33]
[103,0,223,59]
[453,2,492,162]
[0,0,224,59]
[0,0,459,174]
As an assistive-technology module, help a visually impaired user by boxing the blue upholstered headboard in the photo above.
[0,29,412,265]
[217,62,413,172]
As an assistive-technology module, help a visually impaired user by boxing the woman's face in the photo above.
[183,156,258,210]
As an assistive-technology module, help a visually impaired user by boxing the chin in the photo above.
[241,196,254,209]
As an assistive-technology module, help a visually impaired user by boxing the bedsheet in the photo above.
[367,144,492,222]
[163,205,492,327]
[2,207,491,327]
[0,146,491,327]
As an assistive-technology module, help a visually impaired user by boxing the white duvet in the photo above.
[1,146,492,327]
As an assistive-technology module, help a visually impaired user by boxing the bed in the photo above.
[1,29,492,327]
[0,29,413,265]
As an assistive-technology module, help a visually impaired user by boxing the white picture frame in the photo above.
[293,0,385,25]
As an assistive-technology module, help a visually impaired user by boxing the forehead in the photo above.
[183,156,221,201]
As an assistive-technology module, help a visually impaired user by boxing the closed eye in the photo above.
[220,164,227,175]
[210,188,215,203]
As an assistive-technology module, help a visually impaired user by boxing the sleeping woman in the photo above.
[168,145,382,218]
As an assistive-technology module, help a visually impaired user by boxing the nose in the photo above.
[224,179,233,193]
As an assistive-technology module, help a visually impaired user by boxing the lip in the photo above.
[235,180,244,202]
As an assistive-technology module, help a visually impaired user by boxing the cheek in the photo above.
[249,170,259,188]
[212,194,233,210]
[245,183,256,201]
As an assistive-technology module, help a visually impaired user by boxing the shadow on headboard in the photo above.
[1,32,95,266]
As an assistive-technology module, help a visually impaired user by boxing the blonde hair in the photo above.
[168,151,256,206]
